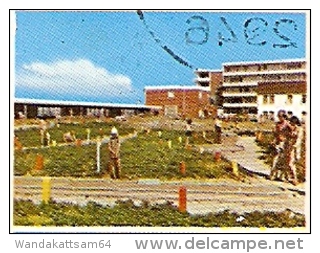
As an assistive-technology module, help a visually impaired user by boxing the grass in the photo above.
[13,199,305,227]
[14,120,135,148]
[14,129,238,180]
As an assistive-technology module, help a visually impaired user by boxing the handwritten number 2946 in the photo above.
[185,16,298,48]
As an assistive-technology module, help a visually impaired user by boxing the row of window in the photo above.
[224,62,304,73]
[224,73,306,83]
[262,95,307,105]
[167,91,206,99]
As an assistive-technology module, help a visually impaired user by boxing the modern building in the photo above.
[221,59,307,119]
[144,85,211,118]
[194,69,223,103]
[14,98,162,119]
[194,69,223,117]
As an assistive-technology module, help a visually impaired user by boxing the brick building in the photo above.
[144,85,212,118]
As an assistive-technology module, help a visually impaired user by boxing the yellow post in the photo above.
[158,131,162,138]
[178,136,182,143]
[86,128,91,141]
[42,177,51,204]
[232,161,239,176]
[168,140,172,149]
[52,140,57,147]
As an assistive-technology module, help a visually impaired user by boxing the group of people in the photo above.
[269,110,304,185]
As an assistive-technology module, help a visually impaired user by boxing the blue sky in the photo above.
[14,11,306,104]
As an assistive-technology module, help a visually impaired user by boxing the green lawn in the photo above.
[13,199,305,227]
[14,129,237,180]
[14,121,134,148]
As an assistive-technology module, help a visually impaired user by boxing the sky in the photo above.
[13,11,307,104]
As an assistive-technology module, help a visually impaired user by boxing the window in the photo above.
[263,95,268,104]
[168,91,175,98]
[302,94,307,104]
[270,95,275,104]
[287,94,293,104]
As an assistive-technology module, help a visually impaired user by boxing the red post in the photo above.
[214,151,221,162]
[76,139,82,147]
[179,186,187,213]
[179,161,186,175]
[35,154,44,171]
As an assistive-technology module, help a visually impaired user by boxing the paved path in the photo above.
[14,176,306,215]
[199,136,305,189]
[222,136,271,177]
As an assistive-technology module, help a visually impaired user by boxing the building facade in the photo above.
[194,69,223,117]
[144,86,211,118]
[257,81,307,120]
[221,59,307,119]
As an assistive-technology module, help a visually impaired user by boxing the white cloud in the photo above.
[16,59,132,99]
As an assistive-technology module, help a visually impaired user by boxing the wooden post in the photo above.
[86,128,91,141]
[178,186,187,213]
[214,151,221,162]
[76,139,82,147]
[179,161,186,175]
[232,161,239,176]
[42,177,51,204]
[34,154,44,171]
[96,139,101,173]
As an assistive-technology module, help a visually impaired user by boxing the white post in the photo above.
[96,139,101,173]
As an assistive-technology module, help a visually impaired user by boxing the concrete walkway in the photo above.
[198,136,306,193]
[222,136,270,177]
[14,176,306,215]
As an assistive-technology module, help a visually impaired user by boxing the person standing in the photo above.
[214,117,222,144]
[284,116,303,185]
[108,127,121,179]
[185,118,192,147]
[269,110,290,181]
[39,119,47,147]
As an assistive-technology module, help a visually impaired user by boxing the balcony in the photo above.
[194,77,211,82]
[223,103,257,108]
[222,82,257,87]
[223,69,306,77]
[222,92,257,97]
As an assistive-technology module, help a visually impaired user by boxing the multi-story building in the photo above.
[144,85,211,118]
[221,59,307,119]
[194,69,223,116]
